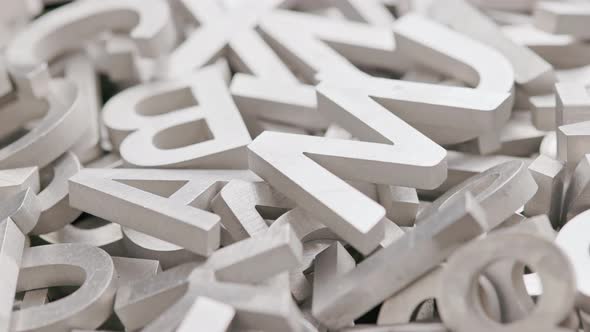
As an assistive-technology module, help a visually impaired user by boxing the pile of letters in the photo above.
[1,0,590,331]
